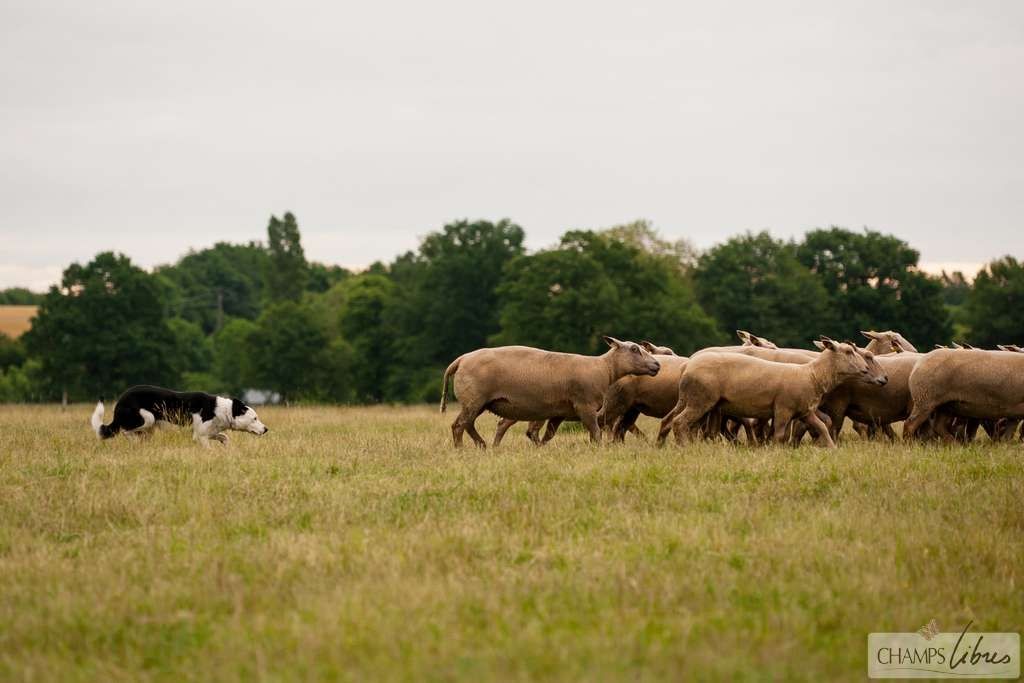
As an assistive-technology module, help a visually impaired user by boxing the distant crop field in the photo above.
[0,306,37,339]
[0,405,1021,681]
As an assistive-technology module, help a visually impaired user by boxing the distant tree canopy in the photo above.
[962,257,1024,347]
[158,242,269,333]
[265,212,309,302]
[0,288,45,305]
[22,252,180,400]
[694,231,834,349]
[795,227,951,347]
[3,212,1000,404]
[494,224,720,355]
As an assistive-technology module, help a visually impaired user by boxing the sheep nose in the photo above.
[876,377,888,386]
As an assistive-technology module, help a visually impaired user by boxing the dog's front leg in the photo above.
[210,432,229,444]
[192,414,214,447]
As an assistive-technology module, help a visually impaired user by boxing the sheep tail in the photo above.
[440,356,462,413]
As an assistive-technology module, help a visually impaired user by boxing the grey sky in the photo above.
[2,0,1022,290]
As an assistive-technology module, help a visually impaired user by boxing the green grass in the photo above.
[0,404,1022,681]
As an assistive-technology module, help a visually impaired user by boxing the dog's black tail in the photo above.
[91,399,119,440]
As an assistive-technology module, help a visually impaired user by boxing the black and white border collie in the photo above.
[91,385,268,445]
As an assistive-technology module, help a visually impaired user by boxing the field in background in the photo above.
[0,306,37,339]
[1,404,1021,681]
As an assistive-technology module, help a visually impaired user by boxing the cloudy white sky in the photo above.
[1,0,1022,290]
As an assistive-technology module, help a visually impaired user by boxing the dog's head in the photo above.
[229,399,268,435]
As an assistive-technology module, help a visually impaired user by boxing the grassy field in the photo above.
[1,404,1022,681]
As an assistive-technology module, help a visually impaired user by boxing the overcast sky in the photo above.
[2,0,1022,290]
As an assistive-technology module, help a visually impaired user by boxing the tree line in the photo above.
[1,213,1020,403]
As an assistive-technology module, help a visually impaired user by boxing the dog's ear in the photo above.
[231,398,248,417]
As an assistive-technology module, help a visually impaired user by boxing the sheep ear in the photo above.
[603,335,622,348]
[640,341,656,352]
[736,330,750,343]
[818,336,838,351]
[860,330,877,340]
[998,345,1009,351]
[812,340,826,350]
[935,344,948,349]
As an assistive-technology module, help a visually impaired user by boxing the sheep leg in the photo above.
[966,418,983,442]
[804,411,836,448]
[614,407,642,442]
[673,404,711,446]
[492,418,517,447]
[1000,418,1021,441]
[577,409,601,444]
[720,417,739,443]
[902,402,937,441]
[934,413,958,443]
[740,418,757,443]
[540,418,564,445]
[789,419,808,445]
[657,401,685,446]
[627,423,647,441]
[852,421,873,439]
[771,408,796,445]
[706,409,724,442]
[880,423,898,440]
[452,402,487,449]
[524,421,545,446]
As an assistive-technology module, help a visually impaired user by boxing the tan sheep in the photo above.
[660,338,887,448]
[598,354,689,442]
[490,342,679,447]
[640,341,678,355]
[440,337,661,448]
[736,330,779,349]
[861,330,917,354]
[904,348,1024,441]
[815,352,922,440]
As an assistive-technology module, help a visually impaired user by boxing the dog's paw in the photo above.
[210,433,229,444]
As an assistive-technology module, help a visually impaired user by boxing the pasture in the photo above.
[1,404,1022,681]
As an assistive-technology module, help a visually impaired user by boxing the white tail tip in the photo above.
[91,401,104,438]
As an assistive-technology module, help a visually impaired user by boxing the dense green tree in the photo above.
[0,359,40,402]
[796,227,951,347]
[939,270,972,339]
[962,257,1024,347]
[158,242,269,333]
[694,232,834,349]
[0,333,25,372]
[211,318,258,397]
[493,226,721,355]
[336,274,398,402]
[246,301,333,402]
[493,248,619,354]
[394,219,526,365]
[168,317,213,386]
[307,262,351,293]
[940,271,971,308]
[22,252,179,400]
[264,212,309,302]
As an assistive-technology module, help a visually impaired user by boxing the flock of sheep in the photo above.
[439,331,1024,448]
